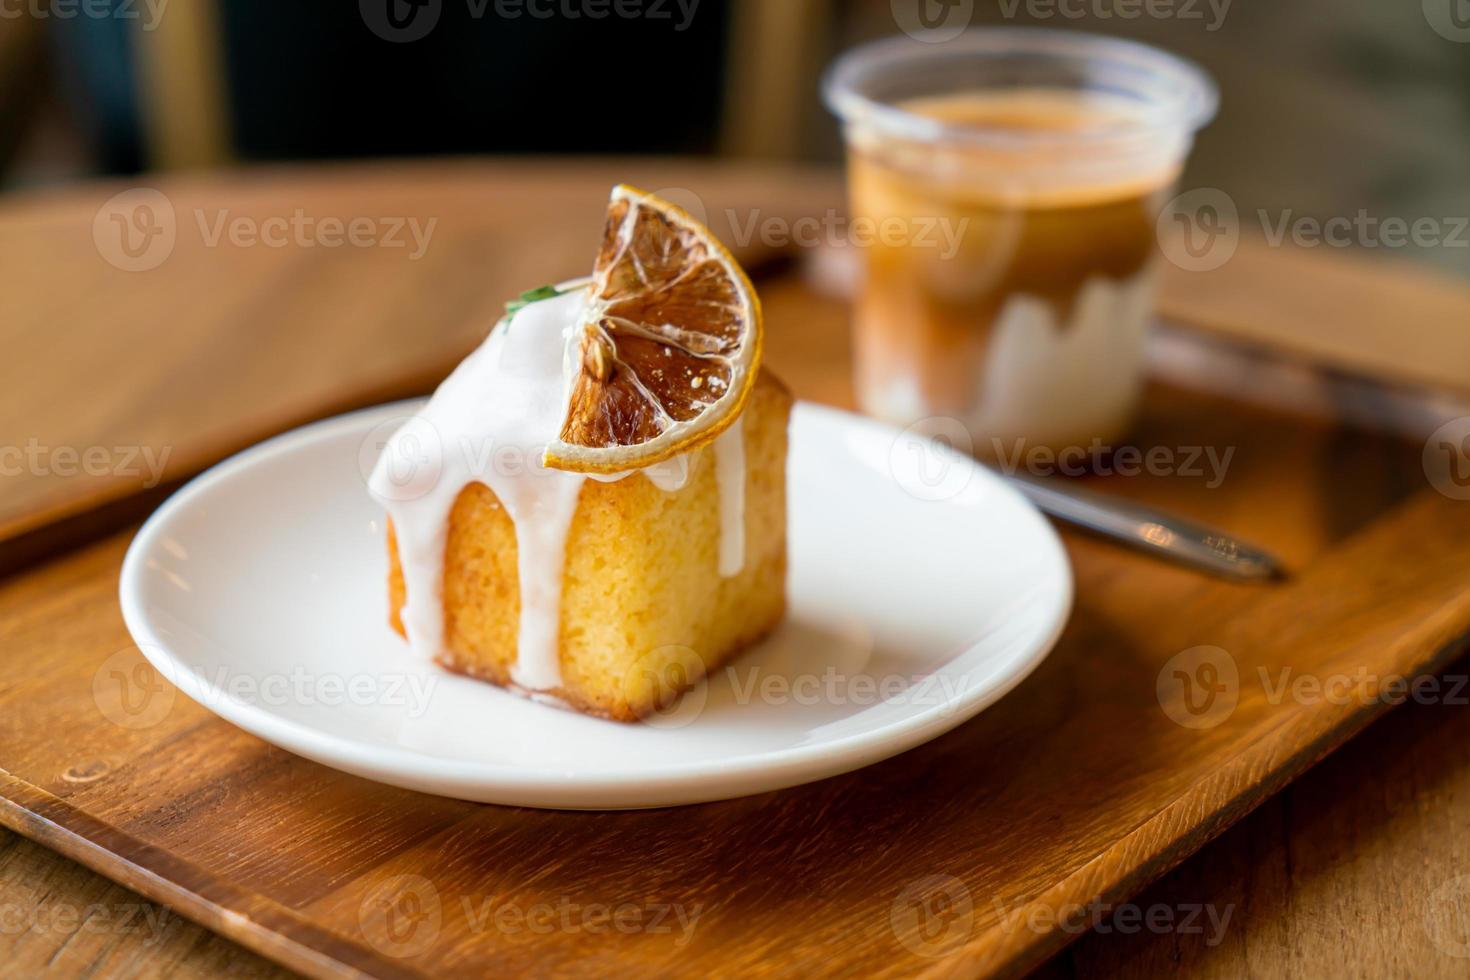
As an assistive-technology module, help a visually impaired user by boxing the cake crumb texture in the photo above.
[388,371,791,721]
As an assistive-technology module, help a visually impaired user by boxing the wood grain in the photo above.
[7,161,1468,574]
[1156,234,1470,396]
[5,163,1470,978]
[12,662,1470,979]
[3,275,1470,978]
[1059,651,1470,979]
[0,828,288,978]
[0,160,839,566]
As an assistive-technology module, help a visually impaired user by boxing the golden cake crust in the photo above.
[388,370,792,721]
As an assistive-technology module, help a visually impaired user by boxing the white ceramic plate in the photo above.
[120,401,1071,809]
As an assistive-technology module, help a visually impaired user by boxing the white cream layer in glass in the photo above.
[861,268,1156,452]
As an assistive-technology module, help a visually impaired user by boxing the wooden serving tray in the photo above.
[4,164,1470,978]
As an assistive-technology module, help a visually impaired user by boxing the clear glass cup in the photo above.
[823,29,1217,456]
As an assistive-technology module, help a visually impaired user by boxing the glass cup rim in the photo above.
[823,27,1219,149]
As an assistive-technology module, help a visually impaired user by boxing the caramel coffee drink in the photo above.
[826,33,1217,455]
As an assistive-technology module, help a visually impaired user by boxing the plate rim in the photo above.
[119,400,1073,800]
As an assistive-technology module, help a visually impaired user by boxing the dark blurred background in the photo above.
[3,0,1468,275]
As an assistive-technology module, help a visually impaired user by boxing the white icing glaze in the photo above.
[370,289,587,691]
[369,286,747,694]
[714,415,745,577]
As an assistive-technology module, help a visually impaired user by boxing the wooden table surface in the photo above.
[4,161,1470,978]
[7,673,1470,980]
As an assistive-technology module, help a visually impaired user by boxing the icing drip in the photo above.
[714,416,746,577]
[369,290,587,690]
[370,287,748,692]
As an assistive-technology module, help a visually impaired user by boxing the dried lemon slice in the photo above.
[543,185,763,474]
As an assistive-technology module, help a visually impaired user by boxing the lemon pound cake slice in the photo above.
[370,186,790,721]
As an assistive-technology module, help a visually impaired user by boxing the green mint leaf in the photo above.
[504,284,562,316]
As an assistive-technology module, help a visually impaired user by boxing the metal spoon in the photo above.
[1004,473,1284,581]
